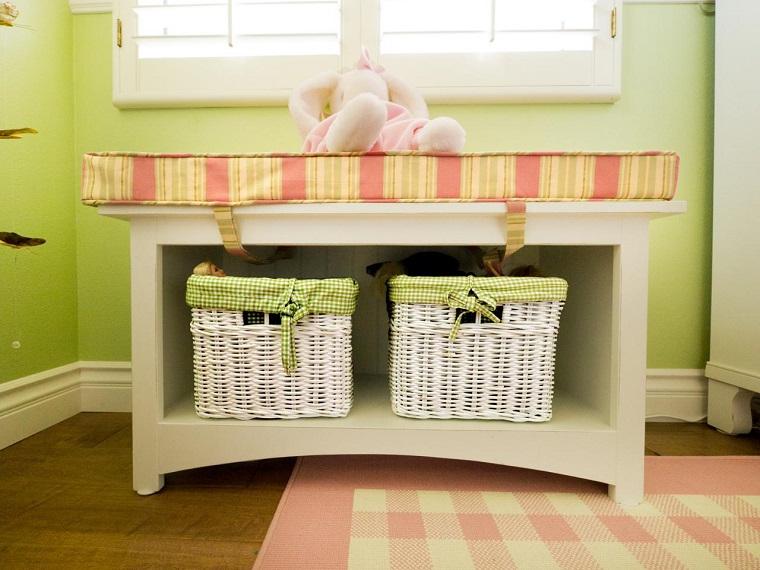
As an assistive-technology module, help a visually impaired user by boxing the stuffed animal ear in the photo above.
[382,71,429,119]
[289,71,341,138]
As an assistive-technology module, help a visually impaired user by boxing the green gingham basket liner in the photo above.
[387,275,568,340]
[186,275,359,373]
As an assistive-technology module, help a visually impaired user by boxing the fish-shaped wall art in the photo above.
[0,232,46,249]
[0,128,37,140]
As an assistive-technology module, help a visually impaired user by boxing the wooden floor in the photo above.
[1,414,758,569]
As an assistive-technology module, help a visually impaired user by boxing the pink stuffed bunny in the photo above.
[289,48,465,153]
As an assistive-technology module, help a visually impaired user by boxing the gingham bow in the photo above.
[279,284,311,375]
[446,282,501,341]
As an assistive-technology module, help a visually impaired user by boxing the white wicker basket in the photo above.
[388,276,566,422]
[187,275,358,420]
[191,309,353,419]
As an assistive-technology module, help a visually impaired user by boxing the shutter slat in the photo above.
[383,28,599,35]
[134,0,339,58]
[135,35,340,59]
[381,0,598,55]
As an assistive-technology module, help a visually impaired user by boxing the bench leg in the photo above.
[707,379,754,435]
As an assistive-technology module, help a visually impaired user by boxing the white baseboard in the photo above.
[645,369,707,422]
[79,361,132,412]
[0,361,131,450]
[0,364,708,449]
[0,363,82,450]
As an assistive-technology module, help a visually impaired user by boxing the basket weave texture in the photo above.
[387,275,567,422]
[187,276,358,420]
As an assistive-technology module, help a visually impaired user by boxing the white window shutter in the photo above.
[114,0,344,107]
[372,0,621,103]
[113,0,621,108]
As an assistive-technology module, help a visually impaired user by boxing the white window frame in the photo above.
[109,0,622,108]
[373,0,622,104]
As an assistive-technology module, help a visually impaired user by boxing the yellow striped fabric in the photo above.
[306,155,361,200]
[229,156,282,202]
[459,154,518,200]
[383,154,438,200]
[539,155,597,199]
[80,151,679,205]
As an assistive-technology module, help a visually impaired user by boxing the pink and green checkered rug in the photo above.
[254,456,760,569]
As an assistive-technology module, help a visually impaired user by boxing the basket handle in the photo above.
[212,206,292,265]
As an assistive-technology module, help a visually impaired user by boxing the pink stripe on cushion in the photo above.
[205,157,229,202]
[436,155,462,199]
[281,156,307,200]
[359,155,384,200]
[593,155,621,199]
[673,154,681,191]
[132,156,156,201]
[515,155,540,198]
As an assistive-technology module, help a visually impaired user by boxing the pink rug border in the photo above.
[254,455,760,569]
[253,458,305,570]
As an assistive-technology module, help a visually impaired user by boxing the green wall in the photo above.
[0,4,715,383]
[0,4,716,379]
[73,5,715,369]
[0,0,78,382]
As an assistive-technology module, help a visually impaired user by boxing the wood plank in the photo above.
[645,422,760,456]
[0,413,293,568]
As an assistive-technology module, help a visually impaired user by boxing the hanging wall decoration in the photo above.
[0,232,46,249]
[1,3,36,139]
[0,2,18,27]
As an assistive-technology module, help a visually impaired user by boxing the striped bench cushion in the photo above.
[81,151,679,205]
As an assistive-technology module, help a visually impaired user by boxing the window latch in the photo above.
[116,18,122,48]
[611,7,617,39]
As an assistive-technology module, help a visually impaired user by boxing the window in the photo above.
[113,0,621,108]
[133,0,341,59]
[377,0,619,102]
[114,0,344,106]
